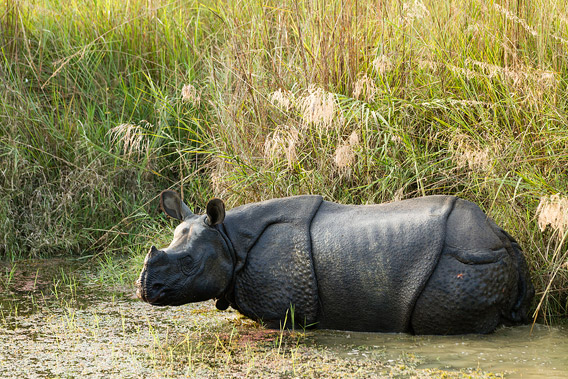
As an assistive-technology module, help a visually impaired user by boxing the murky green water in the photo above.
[1,259,567,378]
[309,325,568,378]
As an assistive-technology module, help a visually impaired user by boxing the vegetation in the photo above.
[1,0,567,324]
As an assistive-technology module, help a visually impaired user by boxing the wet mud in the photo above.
[1,259,566,378]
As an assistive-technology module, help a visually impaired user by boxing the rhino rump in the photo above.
[410,198,534,334]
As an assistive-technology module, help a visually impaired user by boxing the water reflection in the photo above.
[309,324,568,378]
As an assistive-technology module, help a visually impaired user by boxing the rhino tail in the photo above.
[501,229,534,325]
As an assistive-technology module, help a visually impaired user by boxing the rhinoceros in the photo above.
[136,191,534,335]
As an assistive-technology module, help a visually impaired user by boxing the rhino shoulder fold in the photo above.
[222,195,323,327]
[222,195,323,260]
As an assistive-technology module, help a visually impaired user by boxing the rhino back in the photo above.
[310,195,457,332]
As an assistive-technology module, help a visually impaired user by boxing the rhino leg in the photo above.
[410,199,533,335]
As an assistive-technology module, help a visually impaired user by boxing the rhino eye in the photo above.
[179,255,198,276]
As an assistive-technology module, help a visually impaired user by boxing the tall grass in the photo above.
[0,0,216,258]
[1,0,567,321]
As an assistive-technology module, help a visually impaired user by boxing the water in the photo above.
[1,259,567,378]
[308,322,568,378]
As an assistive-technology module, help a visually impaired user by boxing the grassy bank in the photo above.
[1,0,567,322]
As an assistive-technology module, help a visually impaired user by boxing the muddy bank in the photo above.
[1,259,566,378]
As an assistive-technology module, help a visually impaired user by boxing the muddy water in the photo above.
[309,325,568,378]
[1,259,567,378]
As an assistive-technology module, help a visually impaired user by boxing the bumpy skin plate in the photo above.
[222,196,322,328]
[410,198,533,334]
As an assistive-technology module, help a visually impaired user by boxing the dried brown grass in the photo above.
[108,123,148,159]
[537,195,568,239]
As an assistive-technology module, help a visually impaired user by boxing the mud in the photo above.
[1,259,566,378]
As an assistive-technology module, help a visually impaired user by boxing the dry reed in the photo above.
[537,195,568,239]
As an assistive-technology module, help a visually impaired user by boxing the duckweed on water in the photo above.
[1,259,566,377]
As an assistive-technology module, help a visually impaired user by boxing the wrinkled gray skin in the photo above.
[136,191,534,335]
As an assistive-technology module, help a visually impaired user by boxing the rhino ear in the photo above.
[206,198,225,226]
[160,190,194,221]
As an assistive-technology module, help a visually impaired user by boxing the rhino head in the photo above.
[136,190,233,307]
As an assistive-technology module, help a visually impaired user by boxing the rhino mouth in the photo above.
[137,284,170,305]
[136,285,160,304]
[137,275,189,306]
[136,271,167,305]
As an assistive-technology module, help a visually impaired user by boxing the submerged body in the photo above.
[137,192,533,335]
